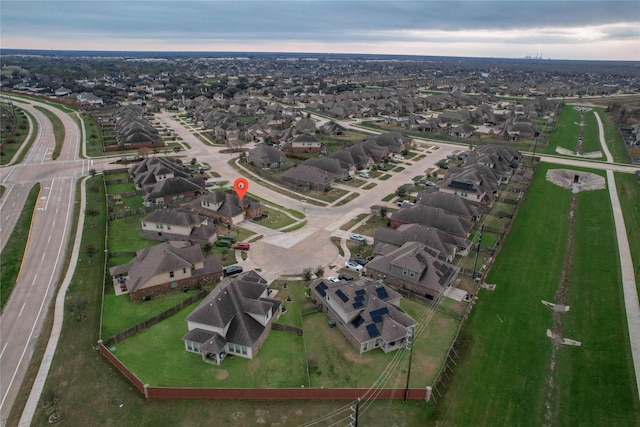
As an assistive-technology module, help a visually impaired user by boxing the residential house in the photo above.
[373,223,471,263]
[139,208,218,243]
[193,190,263,226]
[77,91,103,106]
[282,164,334,191]
[182,270,282,365]
[365,241,459,301]
[416,190,481,221]
[109,241,223,301]
[247,144,289,169]
[144,176,206,205]
[310,278,416,354]
[281,134,323,153]
[389,205,474,238]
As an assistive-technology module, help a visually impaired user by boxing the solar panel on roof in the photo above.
[375,287,389,299]
[355,289,366,296]
[351,315,365,328]
[366,323,380,338]
[335,289,349,303]
[315,283,327,297]
[353,301,364,309]
[354,295,364,303]
[370,307,389,323]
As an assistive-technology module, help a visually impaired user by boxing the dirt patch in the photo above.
[543,191,578,426]
[215,369,229,380]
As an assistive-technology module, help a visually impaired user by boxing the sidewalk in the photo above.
[595,112,640,398]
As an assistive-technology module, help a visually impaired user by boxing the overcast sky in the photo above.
[1,1,639,60]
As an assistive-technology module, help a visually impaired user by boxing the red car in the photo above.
[233,242,250,250]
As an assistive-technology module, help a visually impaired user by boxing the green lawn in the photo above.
[106,182,136,194]
[431,163,640,426]
[546,105,580,154]
[101,289,199,339]
[114,302,308,388]
[107,214,156,253]
[34,106,65,160]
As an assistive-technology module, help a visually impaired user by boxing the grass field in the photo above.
[0,106,31,166]
[615,172,640,294]
[430,163,640,425]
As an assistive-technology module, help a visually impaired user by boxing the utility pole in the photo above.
[349,398,360,427]
[403,333,414,402]
[472,225,484,280]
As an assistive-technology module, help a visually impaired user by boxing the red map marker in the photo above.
[233,178,249,200]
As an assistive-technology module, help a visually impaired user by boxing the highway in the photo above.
[0,99,83,426]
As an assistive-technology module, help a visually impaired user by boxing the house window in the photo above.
[183,268,186,274]
[363,342,368,351]
[241,346,247,356]
[171,281,177,288]
[167,225,171,230]
[169,271,174,278]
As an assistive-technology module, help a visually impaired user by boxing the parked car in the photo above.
[327,276,340,283]
[232,242,250,250]
[377,164,388,171]
[215,239,233,248]
[344,261,364,272]
[393,154,404,160]
[425,180,436,186]
[223,265,243,277]
[396,200,414,207]
[338,273,354,281]
[388,158,399,164]
[349,257,367,266]
[349,233,366,242]
[358,172,370,179]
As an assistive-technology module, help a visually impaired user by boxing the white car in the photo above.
[359,172,370,179]
[344,261,364,272]
[393,154,405,160]
[349,233,366,242]
[327,276,340,283]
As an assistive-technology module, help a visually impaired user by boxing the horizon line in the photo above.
[2,47,639,63]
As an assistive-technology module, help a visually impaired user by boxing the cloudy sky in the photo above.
[1,0,639,60]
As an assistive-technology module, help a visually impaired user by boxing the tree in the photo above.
[85,244,97,263]
[85,207,100,221]
[379,206,388,219]
[396,184,410,198]
[173,145,181,153]
[202,242,213,255]
[89,168,97,177]
[314,266,325,278]
[302,268,313,283]
[190,157,197,166]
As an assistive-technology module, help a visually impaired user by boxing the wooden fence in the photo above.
[98,342,430,401]
[102,289,207,347]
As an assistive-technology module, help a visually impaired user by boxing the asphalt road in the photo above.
[0,99,83,426]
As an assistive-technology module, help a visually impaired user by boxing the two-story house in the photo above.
[310,278,416,354]
[109,241,223,301]
[182,271,282,365]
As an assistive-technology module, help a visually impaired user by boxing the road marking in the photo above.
[31,274,37,286]
[18,303,26,318]
[5,214,9,221]
[48,235,51,243]
[41,252,46,261]
[0,343,7,359]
